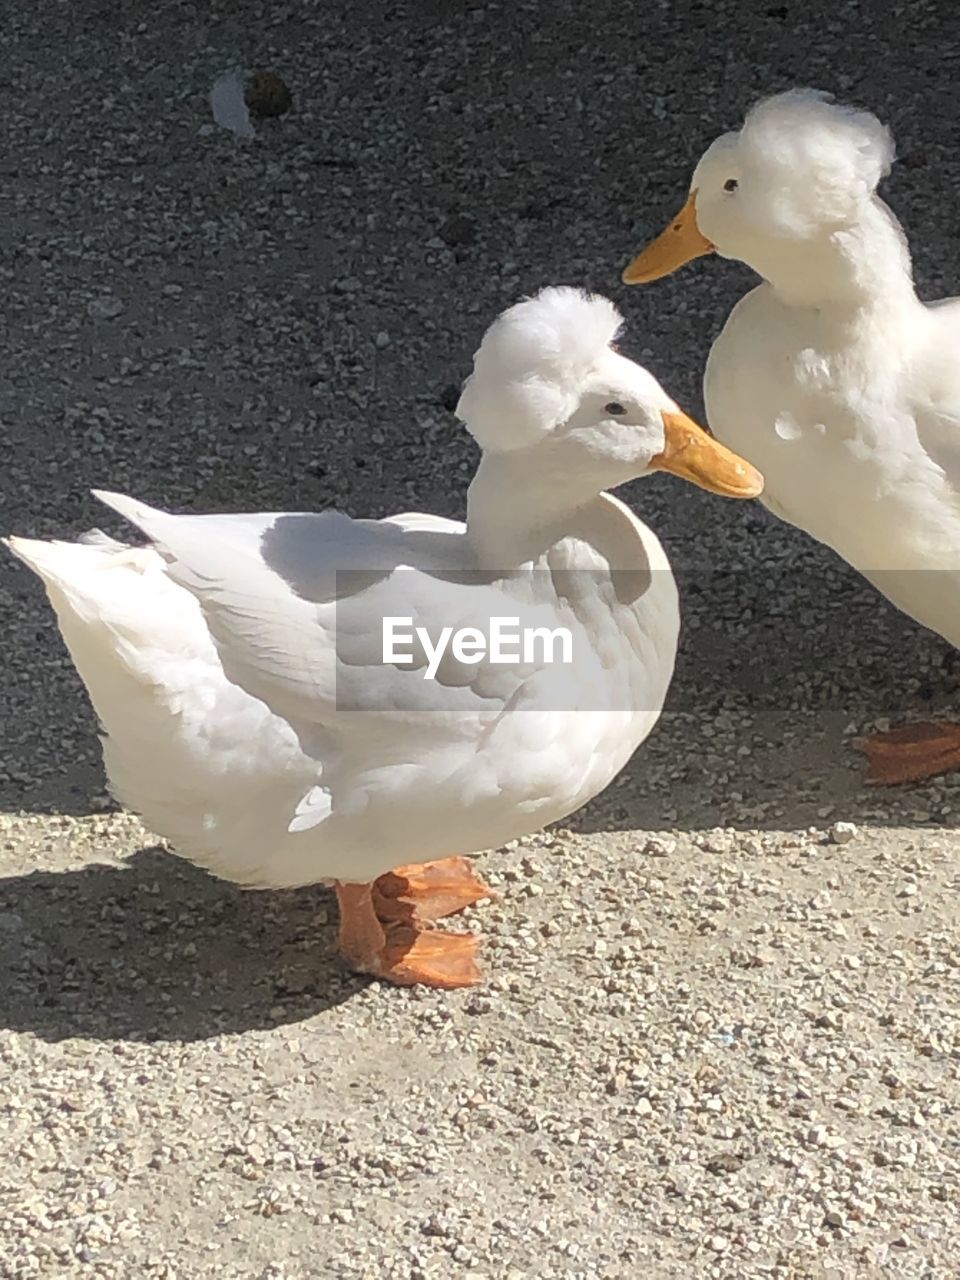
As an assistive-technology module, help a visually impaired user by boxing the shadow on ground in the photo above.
[0,847,363,1043]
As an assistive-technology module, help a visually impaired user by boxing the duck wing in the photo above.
[91,491,594,748]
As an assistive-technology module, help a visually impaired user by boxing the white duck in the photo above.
[623,88,960,784]
[6,287,761,987]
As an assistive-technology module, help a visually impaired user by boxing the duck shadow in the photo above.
[574,548,960,835]
[0,847,363,1044]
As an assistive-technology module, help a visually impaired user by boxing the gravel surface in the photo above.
[3,2,960,1277]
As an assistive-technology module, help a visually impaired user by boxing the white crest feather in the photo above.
[456,286,623,452]
[737,89,894,234]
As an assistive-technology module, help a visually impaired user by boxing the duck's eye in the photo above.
[604,401,626,416]
[723,178,739,193]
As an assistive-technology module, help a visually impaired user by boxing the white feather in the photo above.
[456,286,623,451]
[735,89,894,235]
[4,534,321,888]
[696,90,901,241]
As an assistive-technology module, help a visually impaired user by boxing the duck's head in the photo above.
[622,90,897,298]
[456,286,762,499]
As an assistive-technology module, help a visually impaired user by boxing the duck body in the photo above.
[10,495,678,890]
[705,277,960,647]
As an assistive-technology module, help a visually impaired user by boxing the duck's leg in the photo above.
[335,879,483,989]
[861,722,960,785]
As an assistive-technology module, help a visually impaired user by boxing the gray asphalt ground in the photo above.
[3,1,960,1276]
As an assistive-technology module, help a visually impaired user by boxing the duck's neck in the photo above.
[466,442,618,566]
[751,198,919,314]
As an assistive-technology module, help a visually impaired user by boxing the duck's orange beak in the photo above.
[653,408,763,499]
[622,192,715,285]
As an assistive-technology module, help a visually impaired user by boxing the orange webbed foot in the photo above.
[335,865,490,989]
[372,856,495,925]
[375,926,482,989]
[860,720,960,785]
